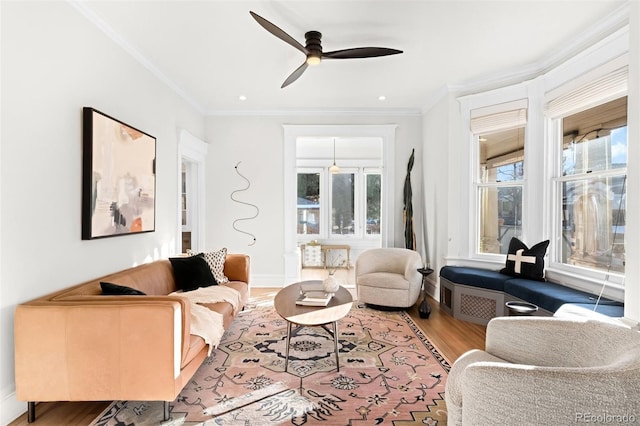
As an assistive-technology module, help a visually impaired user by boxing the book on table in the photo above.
[296,291,333,306]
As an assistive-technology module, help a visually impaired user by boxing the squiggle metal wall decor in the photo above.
[230,162,259,245]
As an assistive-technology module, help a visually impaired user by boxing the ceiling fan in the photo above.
[250,11,403,88]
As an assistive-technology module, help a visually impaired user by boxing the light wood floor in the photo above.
[10,283,486,425]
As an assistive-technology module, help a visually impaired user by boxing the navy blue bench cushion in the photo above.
[565,303,625,317]
[440,266,512,292]
[504,278,621,313]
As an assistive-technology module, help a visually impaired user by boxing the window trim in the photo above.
[546,119,628,290]
[544,59,628,295]
[470,103,529,261]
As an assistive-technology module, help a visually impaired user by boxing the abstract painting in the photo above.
[82,107,156,239]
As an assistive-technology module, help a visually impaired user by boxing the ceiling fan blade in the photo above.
[323,47,403,59]
[281,62,309,88]
[250,11,308,55]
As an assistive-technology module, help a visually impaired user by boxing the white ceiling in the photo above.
[77,0,626,115]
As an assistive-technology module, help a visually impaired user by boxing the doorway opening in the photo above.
[283,124,397,285]
[178,130,208,253]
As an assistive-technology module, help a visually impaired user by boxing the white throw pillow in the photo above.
[186,248,229,284]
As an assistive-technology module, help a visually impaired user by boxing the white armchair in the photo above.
[355,248,422,308]
[446,314,640,425]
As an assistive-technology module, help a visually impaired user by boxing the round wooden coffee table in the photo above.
[274,280,353,372]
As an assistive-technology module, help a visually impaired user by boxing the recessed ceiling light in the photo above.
[378,95,386,101]
[239,95,247,101]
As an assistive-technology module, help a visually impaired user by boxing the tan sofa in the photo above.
[14,254,250,422]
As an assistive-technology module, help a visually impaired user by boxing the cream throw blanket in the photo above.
[170,285,242,355]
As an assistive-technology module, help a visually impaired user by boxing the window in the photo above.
[555,97,627,275]
[297,171,321,235]
[471,102,527,255]
[365,173,381,235]
[331,171,355,235]
[297,167,381,239]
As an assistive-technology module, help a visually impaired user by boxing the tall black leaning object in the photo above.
[417,268,434,319]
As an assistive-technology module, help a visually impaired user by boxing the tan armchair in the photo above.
[355,248,422,308]
[445,313,640,425]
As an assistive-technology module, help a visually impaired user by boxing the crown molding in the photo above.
[204,107,422,117]
[427,2,630,107]
[68,0,206,115]
[420,85,455,115]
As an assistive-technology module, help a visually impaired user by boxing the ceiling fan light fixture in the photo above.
[250,11,402,87]
[306,54,321,66]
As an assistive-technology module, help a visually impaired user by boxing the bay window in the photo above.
[455,33,630,306]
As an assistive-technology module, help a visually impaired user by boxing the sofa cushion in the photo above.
[169,254,217,291]
[100,282,146,295]
[440,266,511,292]
[504,278,621,313]
[500,237,549,281]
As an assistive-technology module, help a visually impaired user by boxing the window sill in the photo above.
[545,266,624,302]
[443,256,504,270]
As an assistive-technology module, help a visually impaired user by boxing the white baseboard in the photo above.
[425,277,439,301]
[1,388,26,425]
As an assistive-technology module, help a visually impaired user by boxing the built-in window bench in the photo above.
[439,266,624,325]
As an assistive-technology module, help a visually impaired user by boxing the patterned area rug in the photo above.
[91,303,450,425]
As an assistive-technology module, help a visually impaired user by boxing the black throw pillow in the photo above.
[500,237,549,281]
[169,254,218,292]
[101,282,146,295]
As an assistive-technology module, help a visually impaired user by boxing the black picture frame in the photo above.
[82,107,156,240]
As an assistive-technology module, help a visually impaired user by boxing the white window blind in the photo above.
[470,99,528,135]
[545,66,628,118]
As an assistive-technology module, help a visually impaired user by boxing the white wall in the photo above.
[204,114,423,286]
[422,94,450,297]
[0,2,204,422]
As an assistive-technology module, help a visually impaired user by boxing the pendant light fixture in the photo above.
[329,138,340,173]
